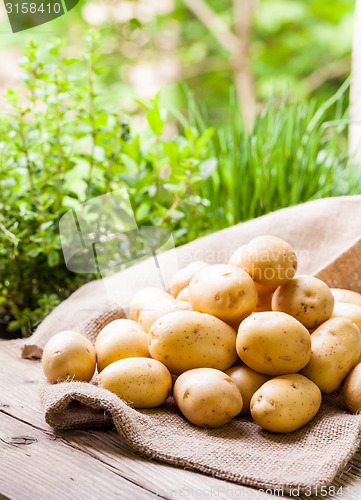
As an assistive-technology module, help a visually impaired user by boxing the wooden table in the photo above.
[1,339,361,500]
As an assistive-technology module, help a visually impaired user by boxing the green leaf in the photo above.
[95,114,108,128]
[147,107,164,135]
[163,142,179,162]
[63,58,78,66]
[8,320,25,332]
[27,248,42,258]
[93,66,106,76]
[47,251,60,267]
[136,202,151,221]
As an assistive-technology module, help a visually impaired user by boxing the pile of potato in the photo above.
[42,235,361,433]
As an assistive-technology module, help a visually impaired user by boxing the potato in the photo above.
[173,368,243,427]
[95,319,141,347]
[42,331,96,384]
[272,275,334,329]
[129,287,173,321]
[255,293,273,313]
[98,357,172,408]
[300,317,361,393]
[176,286,189,302]
[236,311,311,376]
[148,310,238,375]
[139,299,191,333]
[188,264,258,323]
[95,320,149,372]
[343,363,361,413]
[331,288,361,307]
[230,235,297,287]
[332,302,361,330]
[250,374,321,433]
[170,261,209,298]
[228,244,246,267]
[225,365,270,415]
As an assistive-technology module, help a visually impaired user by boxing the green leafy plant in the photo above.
[0,36,359,336]
[0,35,131,335]
[0,35,220,335]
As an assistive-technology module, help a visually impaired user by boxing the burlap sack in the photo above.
[24,195,361,494]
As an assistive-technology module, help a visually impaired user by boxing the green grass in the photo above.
[172,80,358,231]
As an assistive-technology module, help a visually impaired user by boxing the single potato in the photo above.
[149,310,238,375]
[42,331,96,384]
[173,368,243,427]
[95,318,141,347]
[250,374,322,433]
[170,261,209,298]
[225,365,270,415]
[332,302,361,331]
[176,286,189,302]
[272,275,334,329]
[129,287,173,321]
[300,317,361,393]
[331,288,361,307]
[139,299,191,333]
[343,363,361,414]
[95,320,149,372]
[98,357,172,408]
[188,264,258,323]
[228,244,246,267]
[236,311,311,376]
[230,235,297,287]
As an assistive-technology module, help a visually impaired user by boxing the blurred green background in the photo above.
[0,0,355,114]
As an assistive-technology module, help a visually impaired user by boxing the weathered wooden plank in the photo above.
[0,411,160,500]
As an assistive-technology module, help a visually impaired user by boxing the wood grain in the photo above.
[0,411,158,500]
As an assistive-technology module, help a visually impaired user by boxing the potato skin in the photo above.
[343,363,361,413]
[95,320,149,372]
[236,311,311,376]
[173,368,243,427]
[98,357,172,408]
[170,261,209,298]
[230,235,297,287]
[272,275,334,329]
[176,286,189,302]
[225,365,270,415]
[300,317,361,394]
[332,302,361,331]
[42,331,96,384]
[188,264,258,323]
[139,299,191,333]
[250,374,321,433]
[148,310,238,375]
[129,287,173,321]
[331,288,361,307]
[95,319,142,347]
